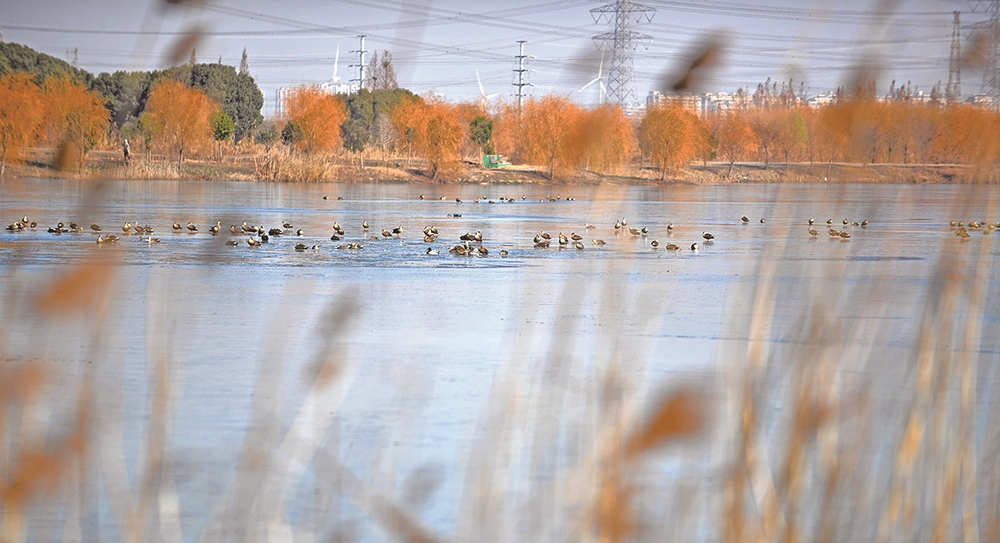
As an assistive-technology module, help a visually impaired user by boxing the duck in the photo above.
[142,237,160,243]
[955,228,970,239]
[741,216,749,223]
[690,243,699,251]
[225,239,239,246]
[382,229,392,238]
[478,246,489,256]
[499,249,509,256]
[96,235,104,244]
[187,222,197,233]
[571,233,582,241]
[666,223,674,232]
[861,220,868,227]
[640,226,649,235]
[826,219,833,225]
[363,220,369,230]
[843,218,849,225]
[584,223,595,229]
[614,220,622,230]
[230,224,240,235]
[210,221,221,235]
[828,228,839,237]
[296,229,304,236]
[91,223,102,232]
[331,234,341,241]
[424,234,435,242]
[808,218,815,225]
[283,221,293,229]
[574,242,584,250]
[949,220,957,227]
[666,243,680,251]
[261,233,269,243]
[123,222,132,234]
[592,239,606,245]
[558,233,569,246]
[392,225,403,236]
[426,247,440,255]
[105,235,119,243]
[808,228,819,236]
[651,240,659,248]
[534,239,550,248]
[294,243,308,251]
[702,231,714,241]
[839,230,851,239]
[760,218,766,224]
[628,227,640,236]
[247,237,260,247]
[173,222,182,232]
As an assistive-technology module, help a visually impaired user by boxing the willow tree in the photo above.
[639,102,709,180]
[145,79,218,168]
[0,72,45,177]
[285,86,348,155]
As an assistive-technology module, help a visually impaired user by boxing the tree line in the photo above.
[3,42,1000,180]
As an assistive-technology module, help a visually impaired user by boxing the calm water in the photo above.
[1,178,998,542]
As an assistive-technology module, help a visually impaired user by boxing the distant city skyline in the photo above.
[1,0,980,115]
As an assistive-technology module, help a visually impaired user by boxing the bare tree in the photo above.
[365,50,398,91]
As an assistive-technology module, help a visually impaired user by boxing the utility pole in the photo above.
[591,0,655,110]
[947,11,962,103]
[513,40,531,108]
[349,35,367,93]
[971,0,1000,109]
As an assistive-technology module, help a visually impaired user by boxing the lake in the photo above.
[1,178,998,542]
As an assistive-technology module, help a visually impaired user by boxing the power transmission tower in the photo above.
[513,40,531,108]
[591,0,655,110]
[971,0,1000,109]
[349,35,367,93]
[947,11,962,103]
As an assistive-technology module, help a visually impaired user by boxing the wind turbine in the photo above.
[476,69,499,107]
[578,51,606,105]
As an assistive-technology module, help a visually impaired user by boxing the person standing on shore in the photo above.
[123,139,131,162]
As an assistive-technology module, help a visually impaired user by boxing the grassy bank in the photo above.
[2,147,993,184]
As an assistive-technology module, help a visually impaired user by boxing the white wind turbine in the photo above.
[578,51,606,105]
[476,69,499,107]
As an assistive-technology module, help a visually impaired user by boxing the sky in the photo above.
[0,0,983,117]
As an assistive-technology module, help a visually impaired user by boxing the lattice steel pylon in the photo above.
[947,11,962,103]
[591,0,655,110]
[971,0,1000,109]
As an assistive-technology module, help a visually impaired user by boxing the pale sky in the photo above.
[0,0,977,116]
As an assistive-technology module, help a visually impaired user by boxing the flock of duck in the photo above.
[4,201,993,260]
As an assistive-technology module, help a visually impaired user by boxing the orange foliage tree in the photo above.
[390,96,464,180]
[0,73,45,177]
[639,102,709,180]
[576,104,637,174]
[41,75,109,168]
[491,100,524,162]
[520,95,585,180]
[285,86,347,154]
[712,110,757,177]
[145,79,219,167]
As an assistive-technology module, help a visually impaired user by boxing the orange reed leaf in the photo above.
[36,259,116,315]
[625,389,705,459]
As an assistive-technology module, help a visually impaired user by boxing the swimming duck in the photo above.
[294,243,307,251]
[499,249,509,256]
[225,239,239,246]
[426,247,440,255]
